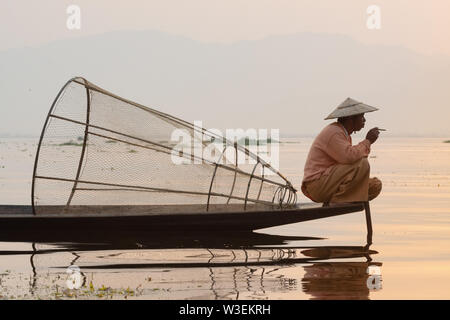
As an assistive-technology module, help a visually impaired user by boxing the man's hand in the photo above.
[366,127,380,144]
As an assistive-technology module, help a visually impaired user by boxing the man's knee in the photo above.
[351,157,370,180]
[358,157,370,169]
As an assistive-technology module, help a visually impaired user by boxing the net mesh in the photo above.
[32,77,297,215]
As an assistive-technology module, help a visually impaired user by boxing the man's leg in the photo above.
[305,158,370,203]
[329,158,370,203]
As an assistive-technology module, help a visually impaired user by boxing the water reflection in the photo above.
[1,230,382,300]
[302,261,382,300]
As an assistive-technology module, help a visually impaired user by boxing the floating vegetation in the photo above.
[58,140,83,147]
[105,140,118,144]
[0,277,148,300]
[51,282,141,300]
[128,149,138,153]
[444,140,450,143]
[82,282,141,299]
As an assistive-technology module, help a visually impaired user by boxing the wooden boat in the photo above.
[0,202,370,238]
[0,78,373,240]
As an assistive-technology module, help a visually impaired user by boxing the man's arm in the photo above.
[326,132,371,164]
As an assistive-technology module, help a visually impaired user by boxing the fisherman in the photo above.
[301,98,382,204]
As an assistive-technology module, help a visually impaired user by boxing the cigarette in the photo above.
[378,128,387,131]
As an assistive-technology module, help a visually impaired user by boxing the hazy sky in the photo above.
[1,0,450,56]
[1,1,449,137]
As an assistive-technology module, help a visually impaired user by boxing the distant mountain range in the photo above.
[1,30,449,137]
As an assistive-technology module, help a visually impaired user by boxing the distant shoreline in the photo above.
[1,135,449,141]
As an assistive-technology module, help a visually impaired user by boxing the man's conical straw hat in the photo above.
[324,97,379,120]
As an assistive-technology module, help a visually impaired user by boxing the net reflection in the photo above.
[3,230,381,299]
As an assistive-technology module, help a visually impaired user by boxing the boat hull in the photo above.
[0,203,364,242]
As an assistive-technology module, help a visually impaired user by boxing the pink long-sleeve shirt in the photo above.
[302,122,371,183]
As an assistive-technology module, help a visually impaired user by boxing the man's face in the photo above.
[352,114,366,131]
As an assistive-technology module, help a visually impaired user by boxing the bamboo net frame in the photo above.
[31,77,297,215]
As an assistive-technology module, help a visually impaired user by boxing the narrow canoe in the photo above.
[0,203,364,240]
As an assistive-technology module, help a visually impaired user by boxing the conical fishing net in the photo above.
[32,77,297,215]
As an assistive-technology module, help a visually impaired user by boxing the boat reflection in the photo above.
[5,228,382,300]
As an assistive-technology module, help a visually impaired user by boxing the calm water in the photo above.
[0,136,449,299]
